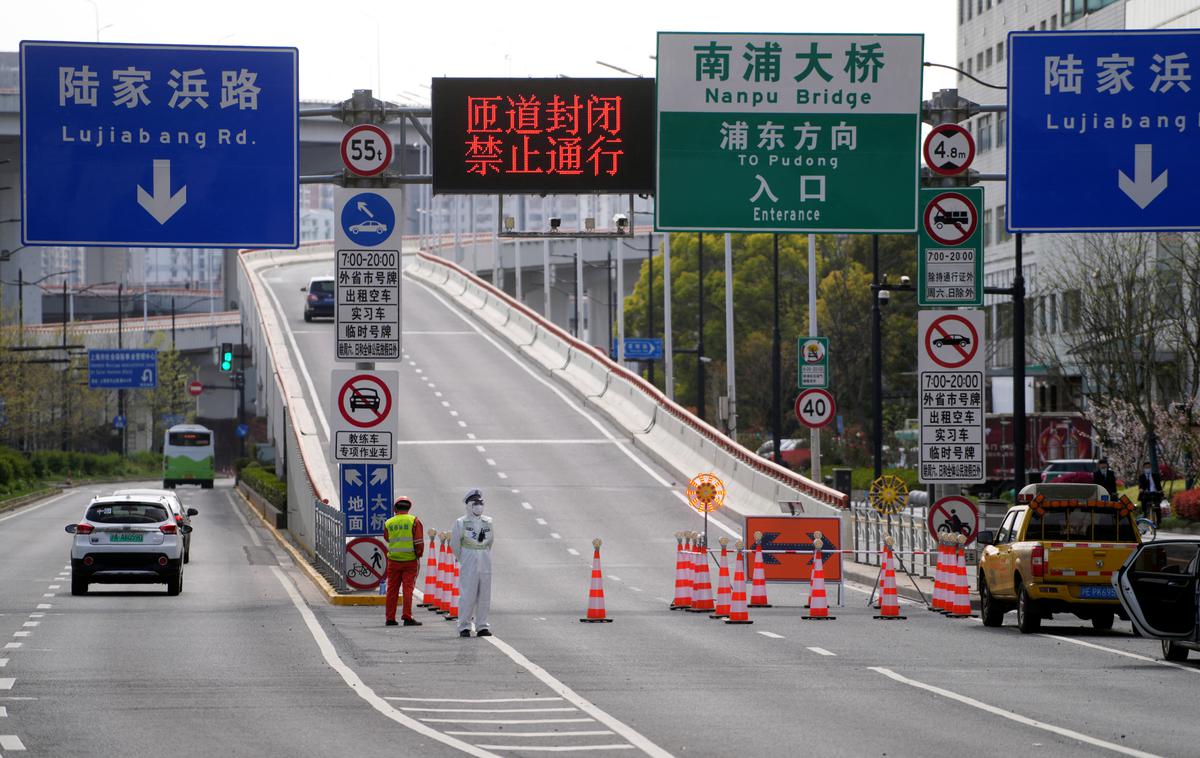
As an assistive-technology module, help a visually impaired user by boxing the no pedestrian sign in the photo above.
[918,310,986,483]
[331,370,398,464]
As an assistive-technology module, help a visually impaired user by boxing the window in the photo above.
[968,0,973,18]
[958,60,965,81]
[1048,293,1058,334]
[986,48,993,68]
[978,0,983,13]
[966,57,972,75]
[86,503,170,524]
[1037,296,1047,334]
[978,114,992,152]
[987,0,992,7]
[1025,297,1036,336]
[977,52,984,71]
[997,204,1010,242]
[1051,14,1058,29]
[997,41,1004,63]
[996,510,1019,543]
[984,209,993,245]
[997,112,1006,148]
[1063,289,1082,332]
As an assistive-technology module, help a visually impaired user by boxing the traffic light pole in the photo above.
[238,319,246,459]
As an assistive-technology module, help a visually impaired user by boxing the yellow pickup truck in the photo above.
[977,483,1141,633]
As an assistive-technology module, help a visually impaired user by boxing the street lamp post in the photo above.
[771,235,782,466]
[697,233,706,421]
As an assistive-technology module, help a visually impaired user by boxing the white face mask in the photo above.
[1144,467,1153,474]
[470,503,484,517]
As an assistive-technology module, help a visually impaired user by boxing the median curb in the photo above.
[234,485,384,606]
[0,487,63,516]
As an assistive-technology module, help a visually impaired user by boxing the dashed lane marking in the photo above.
[758,631,784,639]
[450,411,460,417]
[0,660,7,668]
[0,706,6,717]
[567,548,580,556]
[521,503,533,510]
[870,666,1161,758]
[807,647,836,656]
[485,459,496,466]
[2,645,19,651]
[11,634,28,639]
[475,446,486,453]
[497,473,508,479]
[47,586,60,590]
[34,606,50,610]
[0,734,26,750]
[550,533,561,540]
[458,421,468,427]
[0,680,13,691]
[536,518,547,526]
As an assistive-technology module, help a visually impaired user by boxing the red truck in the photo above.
[976,413,1095,496]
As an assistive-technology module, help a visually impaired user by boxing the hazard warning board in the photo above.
[918,310,986,484]
[743,516,842,583]
[330,369,398,465]
[345,536,387,590]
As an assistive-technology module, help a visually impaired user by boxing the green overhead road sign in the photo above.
[917,187,984,307]
[655,32,923,234]
[798,336,829,389]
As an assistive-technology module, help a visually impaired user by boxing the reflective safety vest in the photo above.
[384,514,417,561]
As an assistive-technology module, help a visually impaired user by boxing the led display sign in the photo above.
[431,77,655,194]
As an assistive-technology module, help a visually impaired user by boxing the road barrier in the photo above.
[408,245,848,522]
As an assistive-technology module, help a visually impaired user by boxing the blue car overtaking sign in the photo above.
[88,349,157,389]
[20,41,298,248]
[1008,30,1200,232]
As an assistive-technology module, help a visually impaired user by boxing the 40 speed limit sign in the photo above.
[795,388,835,429]
[341,124,393,177]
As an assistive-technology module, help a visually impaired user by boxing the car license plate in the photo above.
[109,533,144,543]
[1080,585,1116,600]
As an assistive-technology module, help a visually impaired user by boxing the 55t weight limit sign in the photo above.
[795,389,835,429]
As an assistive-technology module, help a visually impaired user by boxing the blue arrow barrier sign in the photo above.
[340,463,393,537]
[88,349,157,389]
[609,337,664,361]
[1008,30,1200,232]
[20,41,298,247]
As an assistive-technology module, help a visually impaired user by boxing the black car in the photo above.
[302,276,335,321]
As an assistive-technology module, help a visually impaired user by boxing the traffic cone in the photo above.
[725,542,753,625]
[932,534,949,614]
[433,533,450,614]
[670,532,693,610]
[874,537,906,620]
[580,538,613,623]
[803,532,836,621]
[446,551,460,621]
[710,537,732,619]
[950,535,973,618]
[419,533,438,608]
[748,531,772,608]
[688,535,716,613]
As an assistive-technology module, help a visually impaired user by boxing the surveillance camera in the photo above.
[549,217,562,231]
[613,213,628,228]
[878,289,891,305]
[900,275,911,286]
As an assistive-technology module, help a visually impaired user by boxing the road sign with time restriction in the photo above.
[918,187,983,306]
[335,188,402,361]
[331,370,398,465]
[918,310,986,483]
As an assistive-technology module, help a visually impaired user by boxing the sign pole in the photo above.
[871,235,882,478]
[723,233,736,439]
[771,234,782,466]
[808,233,821,483]
[663,235,674,401]
[1013,232,1026,489]
[616,239,625,364]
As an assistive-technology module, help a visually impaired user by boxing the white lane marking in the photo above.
[27,614,43,619]
[467,433,477,440]
[550,533,561,540]
[386,697,564,703]
[522,502,533,510]
[629,587,643,593]
[436,392,444,398]
[0,734,26,750]
[261,275,331,439]
[47,586,60,590]
[11,633,29,639]
[511,489,520,494]
[412,279,708,526]
[475,446,487,453]
[62,566,68,570]
[415,369,424,374]
[409,361,417,366]
[394,439,613,446]
[450,411,460,417]
[0,491,72,524]
[483,636,672,758]
[1040,634,1200,675]
[486,459,496,466]
[758,631,784,639]
[0,680,13,690]
[497,473,508,480]
[445,731,615,738]
[442,401,451,408]
[807,647,836,656]
[401,707,577,714]
[567,548,580,556]
[608,575,622,582]
[229,491,497,757]
[41,595,54,599]
[458,421,468,428]
[421,718,593,725]
[22,622,39,628]
[869,666,1161,758]
[35,605,50,610]
[430,383,438,388]
[536,518,547,526]
[474,745,634,753]
[3,645,19,651]
[0,706,6,717]
[0,660,7,668]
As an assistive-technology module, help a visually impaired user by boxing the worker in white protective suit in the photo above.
[452,488,494,637]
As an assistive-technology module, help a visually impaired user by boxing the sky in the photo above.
[4,0,958,102]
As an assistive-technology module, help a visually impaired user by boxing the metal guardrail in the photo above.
[314,497,347,592]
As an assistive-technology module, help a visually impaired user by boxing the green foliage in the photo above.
[240,462,287,510]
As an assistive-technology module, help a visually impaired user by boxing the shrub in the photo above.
[1171,488,1200,522]
[0,458,12,487]
[240,462,287,510]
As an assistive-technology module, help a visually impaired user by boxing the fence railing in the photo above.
[314,497,347,592]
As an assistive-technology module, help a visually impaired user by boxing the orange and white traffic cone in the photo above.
[688,535,716,613]
[803,532,836,621]
[710,537,732,619]
[670,532,693,610]
[874,537,907,620]
[748,531,772,608]
[434,533,450,614]
[931,534,949,614]
[446,550,461,621]
[419,533,438,608]
[580,538,613,623]
[725,541,753,625]
[950,534,973,618]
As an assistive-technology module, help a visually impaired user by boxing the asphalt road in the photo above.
[2,257,1198,757]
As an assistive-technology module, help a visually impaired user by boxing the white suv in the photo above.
[111,488,198,563]
[66,495,192,596]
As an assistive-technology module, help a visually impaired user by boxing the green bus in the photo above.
[163,424,215,489]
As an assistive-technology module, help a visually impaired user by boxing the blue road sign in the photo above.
[1009,30,1200,232]
[161,413,184,426]
[610,337,664,361]
[88,349,157,389]
[235,423,249,438]
[20,41,298,248]
[113,415,126,430]
[339,463,393,537]
[339,192,397,248]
